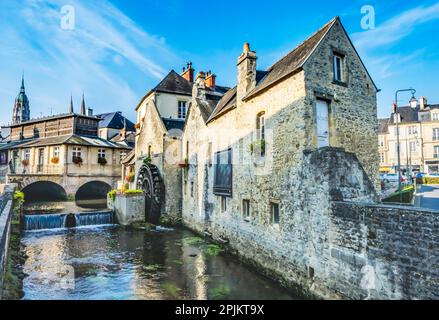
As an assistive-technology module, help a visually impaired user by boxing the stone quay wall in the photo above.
[0,184,15,298]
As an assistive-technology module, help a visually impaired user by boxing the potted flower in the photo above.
[72,156,83,165]
[125,172,135,183]
[21,159,29,167]
[51,157,60,164]
[134,123,141,130]
[98,157,108,166]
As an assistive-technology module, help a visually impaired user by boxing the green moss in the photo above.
[108,190,117,202]
[210,286,231,300]
[163,282,182,298]
[203,244,224,257]
[143,264,162,272]
[182,237,205,246]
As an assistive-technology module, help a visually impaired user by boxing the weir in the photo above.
[23,211,115,231]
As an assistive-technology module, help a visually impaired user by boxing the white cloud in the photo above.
[353,2,439,50]
[0,0,179,124]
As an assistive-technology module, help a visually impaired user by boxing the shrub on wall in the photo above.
[108,190,117,202]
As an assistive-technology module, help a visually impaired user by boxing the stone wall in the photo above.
[109,193,145,226]
[330,202,439,300]
[0,185,15,297]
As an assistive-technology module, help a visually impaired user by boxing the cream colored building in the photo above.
[378,97,439,174]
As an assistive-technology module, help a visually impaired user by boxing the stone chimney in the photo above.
[205,71,216,88]
[420,97,427,111]
[237,43,257,103]
[181,62,194,83]
[193,71,206,99]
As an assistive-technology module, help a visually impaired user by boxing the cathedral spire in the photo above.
[80,93,86,115]
[69,94,74,113]
[12,74,30,124]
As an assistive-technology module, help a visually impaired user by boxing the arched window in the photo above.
[256,112,265,141]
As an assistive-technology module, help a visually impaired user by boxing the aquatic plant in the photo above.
[210,286,231,300]
[182,237,205,246]
[203,244,224,257]
[143,264,162,272]
[163,282,182,298]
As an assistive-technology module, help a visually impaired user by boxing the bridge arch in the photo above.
[22,181,68,202]
[75,181,112,203]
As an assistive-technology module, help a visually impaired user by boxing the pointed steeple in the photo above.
[20,73,25,93]
[13,73,30,124]
[80,93,86,115]
[69,94,74,113]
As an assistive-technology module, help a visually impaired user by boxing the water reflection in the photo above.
[21,227,301,300]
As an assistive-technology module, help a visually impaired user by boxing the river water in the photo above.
[21,226,303,300]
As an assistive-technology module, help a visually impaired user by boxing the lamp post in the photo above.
[394,88,417,193]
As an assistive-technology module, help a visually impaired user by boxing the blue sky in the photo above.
[0,0,438,126]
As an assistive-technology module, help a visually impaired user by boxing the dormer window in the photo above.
[333,53,345,83]
[178,101,187,119]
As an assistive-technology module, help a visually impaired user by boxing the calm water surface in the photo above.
[21,226,301,300]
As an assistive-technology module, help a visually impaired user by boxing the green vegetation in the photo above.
[210,285,231,300]
[108,189,117,202]
[383,185,415,204]
[3,192,25,300]
[250,139,266,155]
[143,157,152,165]
[417,177,439,185]
[182,237,224,257]
[160,215,182,227]
[163,282,182,298]
[124,189,144,195]
[143,264,162,272]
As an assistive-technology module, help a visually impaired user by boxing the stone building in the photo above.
[181,17,385,299]
[134,64,228,221]
[378,97,439,174]
[0,95,132,202]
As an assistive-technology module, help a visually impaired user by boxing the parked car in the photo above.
[381,173,403,183]
[428,173,439,177]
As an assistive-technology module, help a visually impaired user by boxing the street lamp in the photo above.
[394,88,417,193]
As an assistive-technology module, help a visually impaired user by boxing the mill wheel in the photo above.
[136,164,164,224]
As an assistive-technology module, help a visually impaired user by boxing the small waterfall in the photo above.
[23,211,115,231]
[24,214,67,231]
[75,211,114,227]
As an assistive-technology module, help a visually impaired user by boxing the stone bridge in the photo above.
[7,174,118,202]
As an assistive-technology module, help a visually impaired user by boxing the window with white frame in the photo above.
[433,113,439,121]
[23,149,30,161]
[98,149,106,159]
[408,126,418,135]
[178,101,187,119]
[120,151,127,162]
[256,112,266,141]
[433,128,439,141]
[53,146,60,158]
[434,146,439,159]
[72,147,82,159]
[333,53,345,82]
[379,136,385,147]
[380,153,385,163]
[410,141,417,153]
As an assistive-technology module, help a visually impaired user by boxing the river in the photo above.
[21,225,304,300]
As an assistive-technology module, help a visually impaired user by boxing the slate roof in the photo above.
[387,104,439,124]
[121,150,135,166]
[378,118,390,134]
[3,113,98,128]
[97,112,135,131]
[153,70,193,96]
[243,17,338,100]
[0,134,132,151]
[206,87,237,124]
[162,118,185,132]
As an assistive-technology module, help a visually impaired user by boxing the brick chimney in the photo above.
[237,43,257,103]
[420,97,427,111]
[181,62,194,82]
[205,71,216,88]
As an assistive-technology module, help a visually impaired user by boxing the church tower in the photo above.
[12,75,30,124]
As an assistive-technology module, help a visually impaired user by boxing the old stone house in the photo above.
[181,17,383,298]
[134,64,229,221]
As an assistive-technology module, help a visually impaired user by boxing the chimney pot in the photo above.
[182,62,194,82]
[244,43,250,53]
[420,97,427,110]
[205,72,216,88]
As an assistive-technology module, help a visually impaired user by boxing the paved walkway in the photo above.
[416,185,439,210]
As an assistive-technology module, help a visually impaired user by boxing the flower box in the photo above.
[98,157,108,166]
[21,159,29,167]
[51,157,60,164]
[72,156,83,165]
